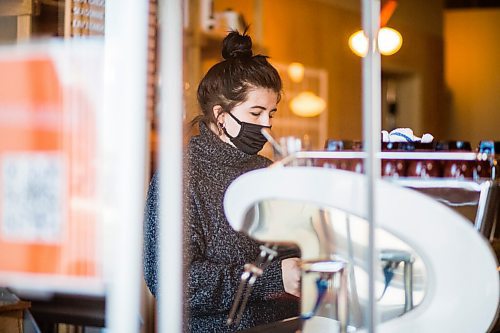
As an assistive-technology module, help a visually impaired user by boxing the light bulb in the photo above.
[287,62,305,83]
[378,27,402,55]
[348,27,402,57]
[348,30,368,57]
[289,91,326,118]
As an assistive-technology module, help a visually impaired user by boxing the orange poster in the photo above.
[0,43,103,294]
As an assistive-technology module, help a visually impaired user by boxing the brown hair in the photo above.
[193,28,282,130]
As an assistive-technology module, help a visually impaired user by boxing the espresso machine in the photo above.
[223,148,500,333]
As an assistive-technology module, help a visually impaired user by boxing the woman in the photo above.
[144,29,301,332]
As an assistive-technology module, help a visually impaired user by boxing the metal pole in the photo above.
[361,0,381,332]
[338,266,349,333]
[404,261,414,312]
[104,0,149,331]
[158,0,184,332]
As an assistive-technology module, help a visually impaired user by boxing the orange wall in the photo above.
[213,0,445,141]
[444,9,500,146]
[215,0,362,139]
[382,0,445,137]
[261,0,363,140]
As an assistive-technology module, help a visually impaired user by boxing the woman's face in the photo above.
[217,87,278,143]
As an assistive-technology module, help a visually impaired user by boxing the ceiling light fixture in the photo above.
[287,62,305,83]
[289,91,326,118]
[348,0,402,57]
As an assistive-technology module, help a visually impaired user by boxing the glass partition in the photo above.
[1,0,499,332]
[242,199,426,330]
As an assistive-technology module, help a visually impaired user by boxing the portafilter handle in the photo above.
[227,244,279,328]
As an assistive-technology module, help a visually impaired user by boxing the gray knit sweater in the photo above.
[144,123,299,332]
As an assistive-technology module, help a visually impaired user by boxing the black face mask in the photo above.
[222,112,271,155]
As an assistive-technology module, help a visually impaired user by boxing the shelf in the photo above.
[0,0,34,17]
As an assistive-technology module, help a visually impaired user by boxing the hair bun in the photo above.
[222,30,253,60]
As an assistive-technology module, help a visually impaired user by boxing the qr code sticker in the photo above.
[1,153,64,243]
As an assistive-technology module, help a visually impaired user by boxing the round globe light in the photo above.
[289,91,326,118]
[378,27,403,55]
[348,30,368,57]
[349,27,402,57]
[287,62,305,83]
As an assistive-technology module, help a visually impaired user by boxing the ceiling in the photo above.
[317,0,500,11]
[445,0,500,8]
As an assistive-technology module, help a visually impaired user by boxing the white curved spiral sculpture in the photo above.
[224,167,499,333]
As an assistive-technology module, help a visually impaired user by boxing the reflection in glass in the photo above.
[242,200,426,330]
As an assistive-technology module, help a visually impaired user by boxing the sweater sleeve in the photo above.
[143,172,159,298]
[187,249,287,314]
[186,196,287,315]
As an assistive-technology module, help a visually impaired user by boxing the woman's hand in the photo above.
[281,257,301,297]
